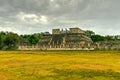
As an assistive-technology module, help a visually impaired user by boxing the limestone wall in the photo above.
[94,41,120,50]
[18,46,94,50]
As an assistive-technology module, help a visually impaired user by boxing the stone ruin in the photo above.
[18,27,94,50]
[18,27,120,50]
[94,41,120,50]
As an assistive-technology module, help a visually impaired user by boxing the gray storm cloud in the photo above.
[0,0,120,35]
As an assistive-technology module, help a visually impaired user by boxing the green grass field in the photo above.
[0,50,120,80]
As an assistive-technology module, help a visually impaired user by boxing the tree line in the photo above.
[0,31,50,50]
[85,30,120,42]
[0,31,120,50]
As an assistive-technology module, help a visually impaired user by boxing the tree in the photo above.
[91,35,105,42]
[85,30,95,37]
[28,35,39,45]
[0,32,6,49]
[4,32,19,49]
[21,33,42,45]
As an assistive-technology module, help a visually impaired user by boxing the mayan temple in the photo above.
[18,27,94,50]
[18,27,120,50]
[38,27,93,50]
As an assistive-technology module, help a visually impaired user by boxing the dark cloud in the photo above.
[0,0,120,35]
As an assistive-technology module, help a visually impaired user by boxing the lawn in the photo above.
[0,50,120,80]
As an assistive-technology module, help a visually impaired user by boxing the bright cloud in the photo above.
[17,12,48,24]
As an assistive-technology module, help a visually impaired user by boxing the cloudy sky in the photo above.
[0,0,120,35]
